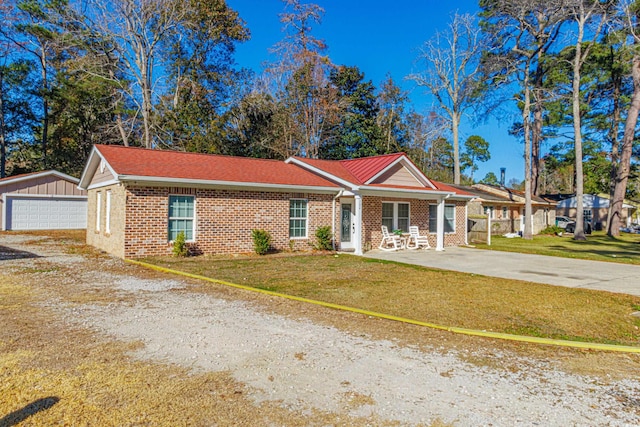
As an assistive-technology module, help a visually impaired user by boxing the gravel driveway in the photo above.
[3,233,640,426]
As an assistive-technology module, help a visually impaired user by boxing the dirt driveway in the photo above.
[2,232,640,426]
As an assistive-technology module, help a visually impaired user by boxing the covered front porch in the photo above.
[334,190,469,255]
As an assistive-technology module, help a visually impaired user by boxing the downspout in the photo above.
[464,203,469,245]
[331,190,343,251]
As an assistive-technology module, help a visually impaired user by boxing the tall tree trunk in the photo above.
[532,103,542,195]
[609,56,640,237]
[0,67,5,178]
[452,112,460,185]
[140,55,153,149]
[573,34,586,241]
[40,52,48,168]
[531,51,545,196]
[607,54,622,234]
[523,65,533,240]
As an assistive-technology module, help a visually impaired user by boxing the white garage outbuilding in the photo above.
[1,170,87,231]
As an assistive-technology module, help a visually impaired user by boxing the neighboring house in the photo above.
[452,183,556,235]
[78,145,473,259]
[555,194,637,230]
[0,170,87,231]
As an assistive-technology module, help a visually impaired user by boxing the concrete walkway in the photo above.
[364,247,640,297]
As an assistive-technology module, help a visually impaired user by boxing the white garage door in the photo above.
[7,197,87,230]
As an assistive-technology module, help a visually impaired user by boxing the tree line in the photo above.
[1,0,639,239]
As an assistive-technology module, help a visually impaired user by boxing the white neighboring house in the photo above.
[556,194,637,230]
[0,170,87,231]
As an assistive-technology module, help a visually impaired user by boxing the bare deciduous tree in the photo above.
[408,13,486,185]
[480,0,567,239]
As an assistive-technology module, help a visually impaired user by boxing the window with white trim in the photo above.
[502,206,508,219]
[381,202,410,232]
[96,192,101,232]
[105,190,111,234]
[429,204,455,233]
[168,195,195,241]
[483,205,494,219]
[289,199,308,238]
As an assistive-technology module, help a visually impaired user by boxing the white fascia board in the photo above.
[1,170,79,188]
[86,179,120,190]
[359,185,457,199]
[118,175,341,194]
[285,157,359,190]
[365,156,436,189]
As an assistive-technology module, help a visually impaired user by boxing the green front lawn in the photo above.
[474,231,640,265]
[145,253,640,347]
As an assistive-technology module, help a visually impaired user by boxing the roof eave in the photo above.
[359,185,471,199]
[1,170,79,187]
[117,175,341,194]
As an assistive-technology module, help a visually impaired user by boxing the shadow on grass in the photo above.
[0,397,59,427]
[0,245,41,261]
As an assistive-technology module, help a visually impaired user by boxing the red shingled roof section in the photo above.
[340,153,405,183]
[95,145,339,188]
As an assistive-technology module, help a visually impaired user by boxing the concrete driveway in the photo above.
[365,247,640,297]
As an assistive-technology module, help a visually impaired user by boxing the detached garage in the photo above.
[1,170,87,231]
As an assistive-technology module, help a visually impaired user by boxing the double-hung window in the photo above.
[168,195,195,241]
[105,190,111,234]
[289,199,308,238]
[381,202,410,232]
[96,192,101,232]
[429,204,455,233]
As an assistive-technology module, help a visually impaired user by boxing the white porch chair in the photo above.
[379,225,402,251]
[406,226,430,250]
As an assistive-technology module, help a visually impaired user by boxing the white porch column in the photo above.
[436,197,445,251]
[354,193,363,255]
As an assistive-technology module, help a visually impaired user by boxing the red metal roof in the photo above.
[340,153,405,183]
[94,145,339,188]
[291,153,406,185]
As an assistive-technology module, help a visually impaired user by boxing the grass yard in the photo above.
[474,231,640,265]
[146,253,640,347]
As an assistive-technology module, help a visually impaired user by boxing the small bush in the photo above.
[315,225,333,250]
[172,231,189,257]
[251,229,272,255]
[539,225,564,236]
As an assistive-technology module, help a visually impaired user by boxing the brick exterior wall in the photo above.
[87,184,126,258]
[120,186,335,258]
[88,185,470,258]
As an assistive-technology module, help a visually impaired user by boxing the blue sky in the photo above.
[227,0,525,183]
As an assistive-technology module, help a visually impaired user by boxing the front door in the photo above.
[340,201,355,250]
